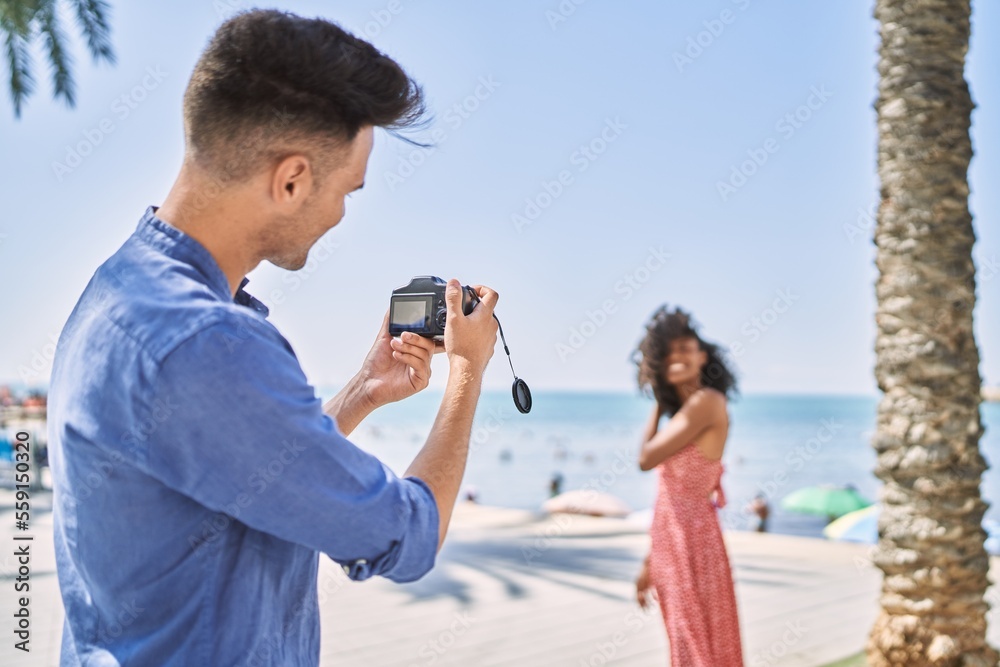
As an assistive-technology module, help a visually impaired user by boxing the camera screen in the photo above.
[390,297,432,331]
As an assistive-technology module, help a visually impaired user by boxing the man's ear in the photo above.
[271,154,313,207]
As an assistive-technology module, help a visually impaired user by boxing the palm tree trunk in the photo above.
[868,1,997,665]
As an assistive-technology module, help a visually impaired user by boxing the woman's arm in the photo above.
[638,389,725,471]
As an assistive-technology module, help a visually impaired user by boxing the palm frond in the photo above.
[70,0,114,64]
[36,0,74,106]
[1,11,36,117]
[0,0,42,35]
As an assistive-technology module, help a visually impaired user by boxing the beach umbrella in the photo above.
[824,507,1000,553]
[823,504,879,543]
[626,508,655,529]
[780,485,871,519]
[542,490,632,518]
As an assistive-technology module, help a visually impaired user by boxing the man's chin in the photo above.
[269,254,309,271]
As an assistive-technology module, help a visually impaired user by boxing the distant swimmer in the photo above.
[549,473,564,498]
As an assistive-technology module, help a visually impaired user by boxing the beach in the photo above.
[3,492,1000,667]
[4,392,1000,665]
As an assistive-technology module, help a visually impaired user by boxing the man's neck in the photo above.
[157,168,259,297]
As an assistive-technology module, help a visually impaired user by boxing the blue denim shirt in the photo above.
[48,207,439,666]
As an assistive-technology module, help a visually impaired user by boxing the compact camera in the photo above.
[388,276,479,339]
[387,275,533,413]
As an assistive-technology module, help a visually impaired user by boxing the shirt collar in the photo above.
[135,207,266,316]
[234,277,270,317]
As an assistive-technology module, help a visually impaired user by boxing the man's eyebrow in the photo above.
[352,182,365,192]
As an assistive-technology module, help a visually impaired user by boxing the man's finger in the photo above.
[401,331,436,353]
[470,284,499,312]
[444,279,463,315]
[391,350,431,379]
[392,347,431,368]
[391,339,433,366]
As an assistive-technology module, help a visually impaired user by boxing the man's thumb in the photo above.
[444,279,462,313]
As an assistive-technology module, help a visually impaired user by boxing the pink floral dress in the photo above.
[649,443,744,666]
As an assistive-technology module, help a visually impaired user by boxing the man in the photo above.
[48,9,498,666]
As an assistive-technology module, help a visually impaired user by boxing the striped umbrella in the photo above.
[823,504,879,543]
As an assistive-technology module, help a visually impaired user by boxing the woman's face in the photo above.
[662,336,708,386]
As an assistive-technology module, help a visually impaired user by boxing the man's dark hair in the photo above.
[183,9,425,181]
[632,305,738,417]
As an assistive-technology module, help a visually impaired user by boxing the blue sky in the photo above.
[1,0,997,396]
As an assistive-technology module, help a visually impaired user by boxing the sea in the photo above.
[340,391,1000,539]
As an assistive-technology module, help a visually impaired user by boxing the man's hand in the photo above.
[443,280,498,376]
[359,310,443,408]
[324,311,441,435]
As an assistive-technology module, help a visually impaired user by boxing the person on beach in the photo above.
[632,306,744,666]
[48,10,498,666]
[748,493,771,532]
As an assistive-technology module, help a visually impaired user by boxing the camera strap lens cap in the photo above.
[490,311,531,414]
[512,378,532,414]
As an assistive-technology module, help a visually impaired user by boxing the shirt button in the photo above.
[344,558,371,580]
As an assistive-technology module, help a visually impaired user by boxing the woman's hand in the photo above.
[635,557,657,609]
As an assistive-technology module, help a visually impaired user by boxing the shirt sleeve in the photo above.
[140,315,439,583]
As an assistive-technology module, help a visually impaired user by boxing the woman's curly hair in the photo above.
[633,306,738,416]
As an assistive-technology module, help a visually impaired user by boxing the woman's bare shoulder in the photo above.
[689,387,728,415]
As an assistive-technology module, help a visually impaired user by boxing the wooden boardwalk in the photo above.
[4,495,999,666]
[319,505,885,666]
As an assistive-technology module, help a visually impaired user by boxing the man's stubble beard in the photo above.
[260,210,317,271]
[269,250,310,271]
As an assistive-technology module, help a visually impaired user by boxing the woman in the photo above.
[633,306,743,666]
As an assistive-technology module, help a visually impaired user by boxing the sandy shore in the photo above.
[3,494,999,666]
